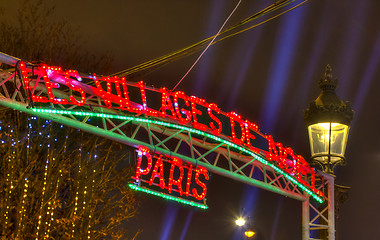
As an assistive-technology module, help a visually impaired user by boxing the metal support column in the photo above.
[327,175,335,240]
[306,172,335,240]
[302,197,310,240]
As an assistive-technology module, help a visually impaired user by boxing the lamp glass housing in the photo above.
[308,122,349,163]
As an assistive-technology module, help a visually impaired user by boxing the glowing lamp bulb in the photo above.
[235,218,246,226]
[245,230,255,238]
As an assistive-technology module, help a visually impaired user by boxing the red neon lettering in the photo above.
[94,76,112,108]
[309,171,316,193]
[134,147,152,179]
[19,62,33,98]
[148,156,166,189]
[244,120,258,148]
[185,165,193,197]
[283,147,296,173]
[137,81,147,113]
[207,103,222,135]
[19,62,49,103]
[135,147,210,201]
[41,66,64,104]
[266,135,277,162]
[275,143,289,170]
[190,96,209,131]
[173,91,192,124]
[168,157,184,195]
[295,155,308,185]
[112,77,124,107]
[160,88,177,119]
[113,77,133,111]
[192,167,209,200]
[137,81,160,116]
[265,135,320,193]
[228,112,246,145]
[65,70,86,106]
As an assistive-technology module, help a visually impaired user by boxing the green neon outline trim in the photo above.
[31,108,324,203]
[128,183,208,209]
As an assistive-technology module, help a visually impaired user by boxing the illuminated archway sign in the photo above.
[18,62,325,206]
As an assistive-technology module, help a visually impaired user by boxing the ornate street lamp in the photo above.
[303,65,354,174]
[303,65,354,240]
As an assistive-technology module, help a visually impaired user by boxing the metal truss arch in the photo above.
[0,52,333,239]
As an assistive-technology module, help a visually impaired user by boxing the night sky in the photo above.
[2,0,380,239]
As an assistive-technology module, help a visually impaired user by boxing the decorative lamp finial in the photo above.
[318,64,337,92]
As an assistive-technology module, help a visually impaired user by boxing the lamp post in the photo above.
[303,65,354,239]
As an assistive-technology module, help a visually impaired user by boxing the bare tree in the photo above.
[0,0,140,239]
[0,0,113,75]
[0,109,140,240]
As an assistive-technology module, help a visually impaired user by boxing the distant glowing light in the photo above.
[245,230,255,238]
[235,218,246,226]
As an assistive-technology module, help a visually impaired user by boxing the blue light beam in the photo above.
[260,6,307,132]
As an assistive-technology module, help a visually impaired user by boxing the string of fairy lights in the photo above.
[16,177,29,237]
[4,144,15,235]
[36,136,49,239]
[72,144,80,238]
[0,113,131,239]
